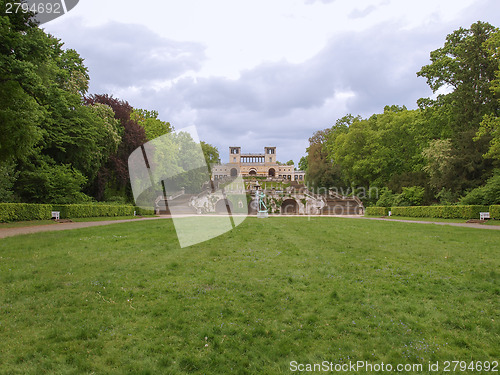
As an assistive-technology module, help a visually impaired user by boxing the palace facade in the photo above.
[212,147,305,181]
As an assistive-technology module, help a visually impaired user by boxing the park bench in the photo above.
[479,212,490,220]
[51,211,60,220]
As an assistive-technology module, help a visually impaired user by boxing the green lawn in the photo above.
[0,217,498,374]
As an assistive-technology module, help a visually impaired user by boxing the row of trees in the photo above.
[302,21,500,206]
[0,1,219,204]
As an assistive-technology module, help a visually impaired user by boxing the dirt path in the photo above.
[0,216,169,239]
[361,217,500,230]
[1,215,498,239]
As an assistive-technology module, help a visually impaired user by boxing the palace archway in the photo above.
[248,199,258,214]
[281,199,299,215]
[215,199,233,214]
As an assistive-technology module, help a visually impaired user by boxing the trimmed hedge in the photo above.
[0,203,156,222]
[390,205,489,220]
[136,207,155,216]
[53,204,155,219]
[490,205,500,219]
[366,206,389,216]
[0,203,52,222]
[1,202,495,221]
[53,204,138,219]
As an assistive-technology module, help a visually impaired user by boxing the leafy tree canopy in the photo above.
[417,21,499,130]
[201,141,220,166]
[131,108,173,141]
[303,22,500,205]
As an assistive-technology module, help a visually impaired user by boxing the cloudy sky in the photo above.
[43,0,500,164]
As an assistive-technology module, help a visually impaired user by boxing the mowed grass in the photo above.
[0,217,498,374]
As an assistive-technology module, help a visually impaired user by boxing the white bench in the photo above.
[480,212,490,220]
[51,211,60,220]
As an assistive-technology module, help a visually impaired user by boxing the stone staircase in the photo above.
[157,194,197,215]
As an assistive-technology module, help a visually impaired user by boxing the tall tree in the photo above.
[306,128,341,190]
[476,30,500,165]
[131,108,173,141]
[200,141,220,167]
[0,0,46,162]
[325,108,435,199]
[298,156,308,172]
[417,21,499,130]
[1,3,122,203]
[84,95,147,201]
[417,21,499,193]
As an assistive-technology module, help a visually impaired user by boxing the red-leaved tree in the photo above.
[84,94,147,201]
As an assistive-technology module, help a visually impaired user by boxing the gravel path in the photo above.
[361,217,500,230]
[0,215,498,239]
[0,216,168,239]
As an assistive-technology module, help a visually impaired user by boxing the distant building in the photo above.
[212,147,305,181]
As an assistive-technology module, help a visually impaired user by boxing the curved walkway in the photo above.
[0,215,498,239]
[0,216,168,239]
[361,216,500,230]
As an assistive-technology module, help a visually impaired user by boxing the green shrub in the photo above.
[435,188,456,205]
[460,173,500,205]
[0,162,18,203]
[16,163,89,204]
[393,186,425,206]
[391,205,489,219]
[490,205,500,219]
[0,203,52,222]
[103,196,126,204]
[366,206,389,216]
[375,188,394,207]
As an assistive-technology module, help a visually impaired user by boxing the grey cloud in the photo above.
[45,0,500,163]
[166,22,436,120]
[120,22,443,162]
[348,5,378,19]
[318,25,436,115]
[182,61,334,117]
[304,0,336,4]
[44,20,206,93]
[140,22,450,162]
